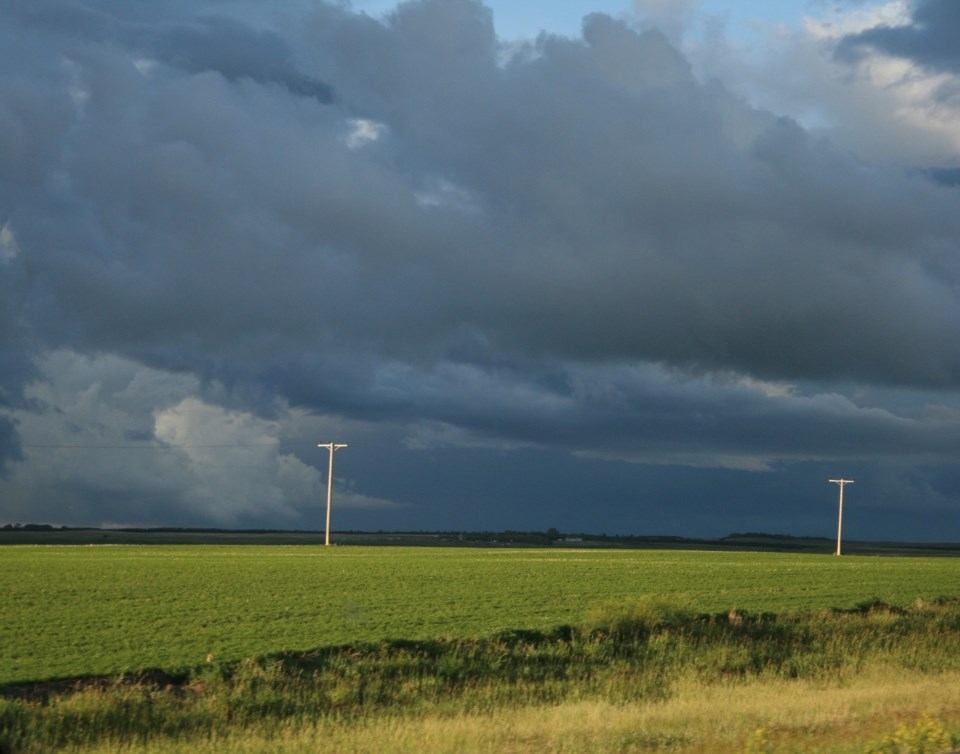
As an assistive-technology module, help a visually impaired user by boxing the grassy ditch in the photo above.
[3,597,960,753]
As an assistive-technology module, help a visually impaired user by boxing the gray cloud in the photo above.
[836,0,960,74]
[2,0,960,535]
[6,2,333,100]
[13,2,960,383]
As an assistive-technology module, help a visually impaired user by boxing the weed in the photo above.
[863,713,954,754]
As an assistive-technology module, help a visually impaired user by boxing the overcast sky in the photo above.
[2,0,960,540]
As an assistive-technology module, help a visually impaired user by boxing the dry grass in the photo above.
[81,668,960,753]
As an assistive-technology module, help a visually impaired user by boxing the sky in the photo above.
[2,0,960,541]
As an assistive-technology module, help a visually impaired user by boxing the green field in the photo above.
[4,545,960,753]
[3,545,960,686]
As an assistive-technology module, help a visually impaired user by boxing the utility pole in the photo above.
[318,443,348,546]
[828,479,854,556]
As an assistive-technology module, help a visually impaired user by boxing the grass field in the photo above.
[3,545,960,685]
[3,545,960,753]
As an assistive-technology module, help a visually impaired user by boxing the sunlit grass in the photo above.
[61,671,960,753]
[5,597,960,753]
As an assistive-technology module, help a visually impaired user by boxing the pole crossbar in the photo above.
[318,443,348,546]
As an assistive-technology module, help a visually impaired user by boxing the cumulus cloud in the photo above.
[1,0,960,535]
[835,0,960,74]
[1,351,403,527]
[687,1,960,166]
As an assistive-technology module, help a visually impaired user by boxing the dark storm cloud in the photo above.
[3,0,960,532]
[7,0,960,387]
[925,167,960,189]
[836,0,960,74]
[0,238,34,473]
[148,17,334,101]
[295,2,960,387]
[5,1,333,101]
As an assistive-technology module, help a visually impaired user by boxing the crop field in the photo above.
[3,545,960,686]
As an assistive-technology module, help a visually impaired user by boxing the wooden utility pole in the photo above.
[829,479,854,556]
[318,443,348,546]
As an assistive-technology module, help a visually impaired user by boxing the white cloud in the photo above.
[0,350,404,527]
[345,117,387,148]
[804,3,960,161]
[153,397,317,523]
[695,0,960,165]
[804,1,909,38]
[414,176,481,210]
[0,222,19,262]
[728,374,796,399]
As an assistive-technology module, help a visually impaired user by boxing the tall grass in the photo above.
[3,597,960,753]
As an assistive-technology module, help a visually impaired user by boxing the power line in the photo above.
[18,442,311,450]
[18,440,406,453]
